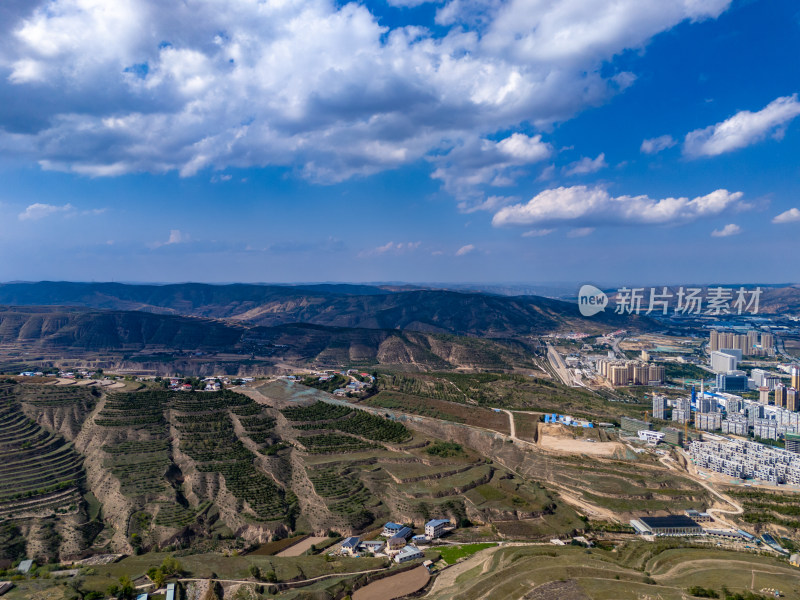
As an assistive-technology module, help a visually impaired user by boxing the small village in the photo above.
[336,519,454,566]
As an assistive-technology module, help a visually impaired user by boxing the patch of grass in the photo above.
[439,543,497,565]
[425,441,464,457]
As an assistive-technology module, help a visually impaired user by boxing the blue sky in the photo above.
[0,0,799,285]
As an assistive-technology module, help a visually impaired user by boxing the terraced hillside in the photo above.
[0,383,101,563]
[252,383,582,536]
[0,385,84,520]
[3,376,718,561]
[88,389,298,550]
[17,383,98,440]
[426,541,800,600]
[372,371,651,421]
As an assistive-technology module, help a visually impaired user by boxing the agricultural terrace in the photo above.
[729,488,800,531]
[16,383,97,408]
[281,401,411,444]
[427,541,800,600]
[517,451,711,515]
[375,371,651,421]
[0,386,84,518]
[96,389,296,526]
[306,465,383,528]
[170,390,295,523]
[95,391,168,431]
[103,438,172,502]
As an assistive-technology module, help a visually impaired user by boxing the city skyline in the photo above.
[1,0,799,283]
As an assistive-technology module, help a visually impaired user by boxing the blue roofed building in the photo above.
[382,522,404,537]
[424,519,451,539]
[341,536,361,555]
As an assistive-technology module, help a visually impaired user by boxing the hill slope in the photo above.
[0,282,650,336]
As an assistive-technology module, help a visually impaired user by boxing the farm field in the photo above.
[352,565,430,600]
[373,371,653,421]
[426,542,800,600]
[363,392,511,434]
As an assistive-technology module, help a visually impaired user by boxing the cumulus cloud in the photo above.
[433,133,552,204]
[684,95,800,158]
[18,202,74,220]
[711,223,741,237]
[563,153,607,176]
[492,185,745,227]
[0,0,732,198]
[455,244,475,256]
[640,134,676,154]
[772,207,800,224]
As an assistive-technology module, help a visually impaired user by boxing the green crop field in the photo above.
[439,542,497,564]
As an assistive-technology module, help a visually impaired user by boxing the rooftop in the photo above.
[639,515,700,529]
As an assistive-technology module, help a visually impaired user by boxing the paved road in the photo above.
[501,409,516,440]
[546,344,573,387]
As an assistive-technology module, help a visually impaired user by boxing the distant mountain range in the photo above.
[0,281,649,336]
[0,306,545,371]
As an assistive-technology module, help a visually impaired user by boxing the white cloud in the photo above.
[772,208,800,224]
[711,223,741,237]
[358,241,421,258]
[455,244,475,256]
[640,134,676,154]
[150,229,189,248]
[563,153,607,176]
[684,94,800,158]
[166,229,188,244]
[18,202,74,220]
[457,195,517,214]
[567,227,594,238]
[522,228,555,237]
[492,185,745,227]
[0,0,732,202]
[433,133,552,202]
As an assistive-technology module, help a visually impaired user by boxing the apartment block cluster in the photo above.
[690,438,800,485]
[595,359,665,386]
[709,329,774,357]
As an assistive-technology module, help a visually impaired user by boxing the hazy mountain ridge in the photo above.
[0,282,649,336]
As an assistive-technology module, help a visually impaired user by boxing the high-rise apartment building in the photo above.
[775,384,788,409]
[758,387,771,405]
[788,388,799,413]
[652,395,668,420]
[711,351,738,373]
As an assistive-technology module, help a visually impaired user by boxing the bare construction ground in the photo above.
[537,423,624,457]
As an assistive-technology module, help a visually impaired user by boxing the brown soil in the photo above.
[275,536,328,557]
[537,423,624,457]
[352,565,430,600]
